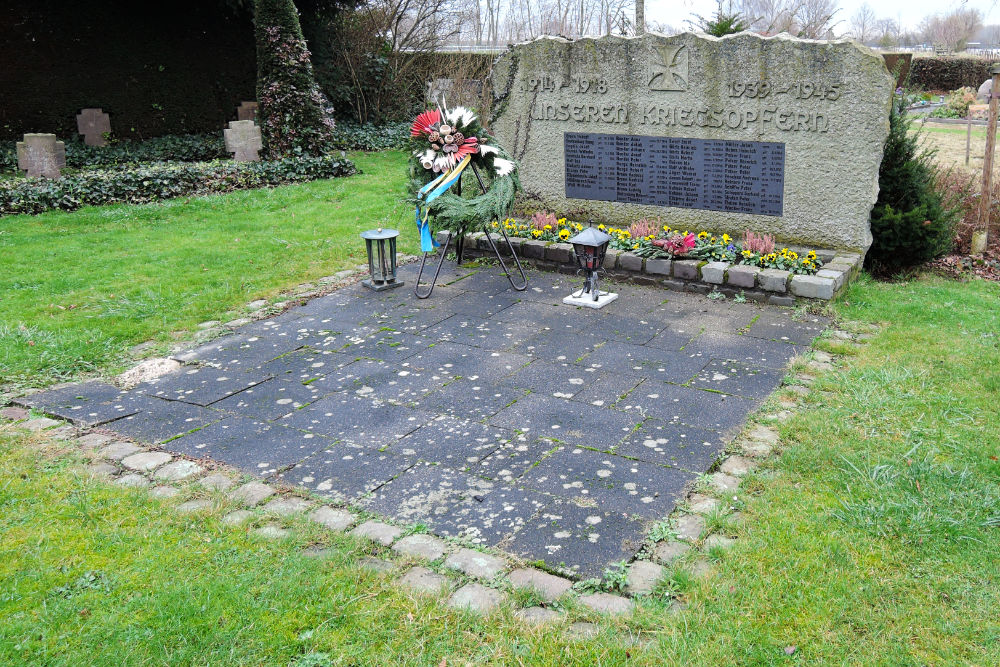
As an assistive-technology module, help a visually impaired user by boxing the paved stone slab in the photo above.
[255,524,290,540]
[443,548,507,579]
[719,455,757,477]
[154,460,205,482]
[682,332,802,370]
[115,473,151,488]
[627,560,666,595]
[173,332,301,370]
[614,420,726,472]
[404,342,530,384]
[140,365,272,406]
[229,481,275,507]
[507,568,573,602]
[263,497,313,516]
[257,348,353,384]
[276,444,416,503]
[121,451,172,472]
[744,312,829,345]
[221,509,254,525]
[704,534,737,550]
[359,556,396,573]
[428,484,550,547]
[519,446,693,519]
[76,433,115,450]
[360,463,494,527]
[398,566,450,595]
[350,520,403,546]
[423,379,528,421]
[448,583,502,614]
[339,329,427,362]
[85,462,118,477]
[652,540,691,565]
[710,472,741,493]
[309,506,356,532]
[14,381,135,426]
[98,441,142,461]
[516,606,562,624]
[687,493,721,515]
[166,416,332,477]
[490,394,635,449]
[689,360,785,399]
[212,377,327,420]
[149,485,180,499]
[581,340,710,384]
[470,437,557,483]
[176,499,213,513]
[278,394,431,447]
[197,472,236,491]
[505,501,646,578]
[1,406,29,421]
[389,416,511,468]
[566,622,600,639]
[393,534,448,560]
[22,417,62,432]
[618,383,758,433]
[578,592,633,616]
[674,514,706,542]
[102,396,223,444]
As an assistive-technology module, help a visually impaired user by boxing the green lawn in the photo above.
[0,150,418,390]
[2,274,999,665]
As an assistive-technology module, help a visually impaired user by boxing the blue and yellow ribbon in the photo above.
[415,155,471,253]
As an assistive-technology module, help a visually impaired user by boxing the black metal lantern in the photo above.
[567,224,612,303]
[361,228,404,291]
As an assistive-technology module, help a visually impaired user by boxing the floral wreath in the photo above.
[408,103,520,252]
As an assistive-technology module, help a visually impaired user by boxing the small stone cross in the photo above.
[236,101,258,122]
[16,134,66,178]
[224,120,263,162]
[76,108,111,146]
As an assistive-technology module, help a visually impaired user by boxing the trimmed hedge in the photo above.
[0,155,356,217]
[0,134,227,173]
[330,122,410,151]
[910,57,991,92]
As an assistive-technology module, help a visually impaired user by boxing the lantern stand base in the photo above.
[563,290,618,309]
[362,278,405,292]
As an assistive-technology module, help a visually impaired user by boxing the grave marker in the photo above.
[236,101,258,121]
[16,134,66,178]
[224,120,263,162]
[76,108,111,146]
[491,32,894,253]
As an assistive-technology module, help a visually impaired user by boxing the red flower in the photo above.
[411,109,442,137]
[455,136,479,159]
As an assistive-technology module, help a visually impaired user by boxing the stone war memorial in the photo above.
[491,31,894,255]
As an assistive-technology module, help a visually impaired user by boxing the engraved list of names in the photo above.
[564,132,785,216]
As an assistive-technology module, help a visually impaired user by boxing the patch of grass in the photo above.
[0,151,419,389]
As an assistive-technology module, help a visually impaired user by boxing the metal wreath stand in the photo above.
[414,161,528,299]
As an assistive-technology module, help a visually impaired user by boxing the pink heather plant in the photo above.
[629,219,659,239]
[743,230,775,255]
[531,211,559,230]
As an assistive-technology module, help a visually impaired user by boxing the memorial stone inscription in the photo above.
[490,32,894,252]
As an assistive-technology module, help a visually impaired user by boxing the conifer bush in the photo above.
[866,96,959,274]
[254,0,336,158]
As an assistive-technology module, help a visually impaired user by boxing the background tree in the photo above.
[254,0,336,157]
[688,1,749,36]
[921,8,984,53]
[849,2,876,43]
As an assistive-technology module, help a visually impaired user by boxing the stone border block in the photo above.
[672,259,700,280]
[604,248,621,270]
[789,274,835,299]
[726,265,758,288]
[521,239,547,259]
[619,253,643,272]
[816,268,845,290]
[758,268,791,293]
[545,242,573,263]
[701,261,729,284]
[644,258,671,275]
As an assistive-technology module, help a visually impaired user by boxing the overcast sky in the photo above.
[645,0,1000,36]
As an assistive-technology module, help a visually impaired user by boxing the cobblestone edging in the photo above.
[439,231,863,305]
[1,322,881,634]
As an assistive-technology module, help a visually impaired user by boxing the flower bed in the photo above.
[490,213,825,275]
